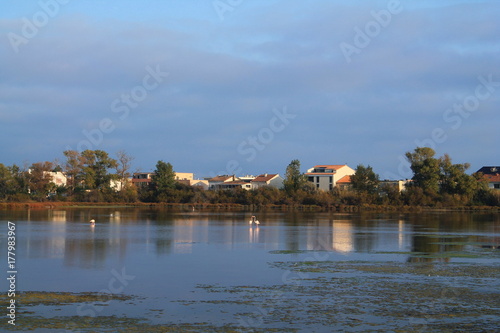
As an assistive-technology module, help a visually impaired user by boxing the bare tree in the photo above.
[116,150,134,190]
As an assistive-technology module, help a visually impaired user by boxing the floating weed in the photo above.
[416,234,468,239]
[5,265,498,332]
[411,252,480,259]
[428,241,488,246]
[0,315,288,332]
[374,251,426,255]
[269,250,309,254]
[0,291,134,307]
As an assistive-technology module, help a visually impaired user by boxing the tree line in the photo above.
[0,147,498,207]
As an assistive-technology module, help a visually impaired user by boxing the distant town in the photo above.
[0,147,498,208]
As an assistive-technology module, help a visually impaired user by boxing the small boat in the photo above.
[249,215,260,225]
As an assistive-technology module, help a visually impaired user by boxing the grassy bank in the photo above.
[1,201,499,213]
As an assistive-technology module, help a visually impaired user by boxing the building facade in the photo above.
[306,165,355,191]
[251,174,284,189]
[477,166,500,190]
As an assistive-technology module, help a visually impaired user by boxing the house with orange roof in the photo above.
[336,175,352,190]
[305,164,355,191]
[485,174,500,190]
[477,166,500,190]
[251,174,284,189]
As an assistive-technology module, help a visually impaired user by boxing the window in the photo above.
[494,184,500,189]
[329,176,333,183]
[316,176,320,183]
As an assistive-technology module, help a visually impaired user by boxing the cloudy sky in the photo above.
[1,0,499,179]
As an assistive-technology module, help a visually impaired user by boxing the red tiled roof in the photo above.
[337,175,352,183]
[252,174,278,182]
[484,174,500,182]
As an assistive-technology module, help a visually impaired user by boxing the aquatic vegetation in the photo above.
[0,291,134,307]
[177,261,500,332]
[2,262,498,332]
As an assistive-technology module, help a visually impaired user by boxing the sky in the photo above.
[0,0,499,180]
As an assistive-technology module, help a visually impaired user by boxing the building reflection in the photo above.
[331,220,354,253]
[248,226,260,244]
[9,209,500,268]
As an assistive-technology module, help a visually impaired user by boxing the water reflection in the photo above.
[1,209,499,269]
[331,220,354,253]
[248,226,260,244]
[407,212,500,262]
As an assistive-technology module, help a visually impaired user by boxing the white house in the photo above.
[131,172,154,188]
[46,171,67,187]
[305,164,355,191]
[251,174,284,189]
[208,175,247,190]
[379,180,411,192]
[110,178,132,191]
[190,180,209,190]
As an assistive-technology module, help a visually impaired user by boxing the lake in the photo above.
[1,208,499,332]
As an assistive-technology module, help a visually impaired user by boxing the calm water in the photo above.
[1,208,499,331]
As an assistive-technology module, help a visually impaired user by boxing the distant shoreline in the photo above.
[1,202,498,213]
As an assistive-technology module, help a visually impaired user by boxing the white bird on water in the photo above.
[89,219,95,226]
[249,215,260,225]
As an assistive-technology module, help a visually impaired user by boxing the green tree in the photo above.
[80,150,118,191]
[351,164,379,194]
[151,160,176,201]
[439,154,475,196]
[283,159,307,194]
[405,147,440,195]
[27,161,55,201]
[9,164,30,199]
[378,182,402,206]
[0,163,15,200]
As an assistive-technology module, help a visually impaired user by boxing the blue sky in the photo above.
[1,0,499,179]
